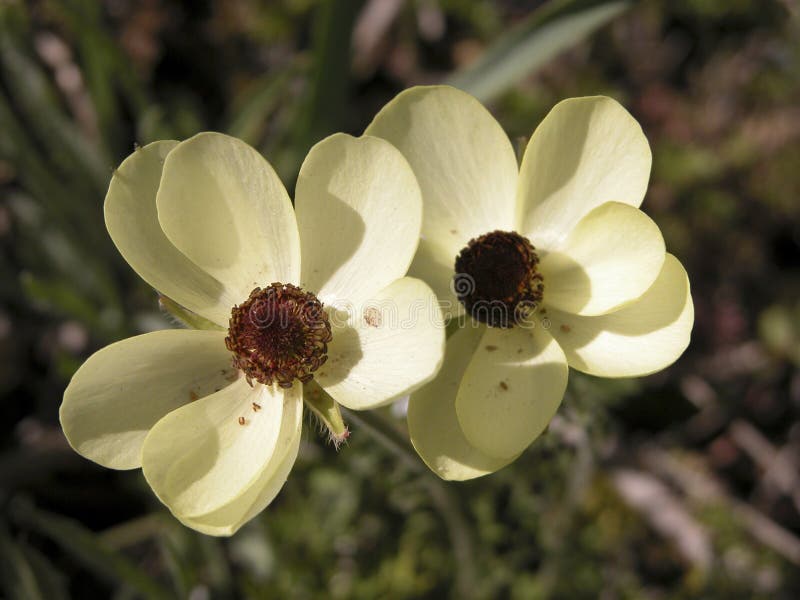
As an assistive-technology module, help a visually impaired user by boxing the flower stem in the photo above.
[341,408,479,598]
[341,408,424,473]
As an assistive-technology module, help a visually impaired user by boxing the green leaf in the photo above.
[9,500,173,600]
[0,25,112,194]
[283,0,363,184]
[20,272,123,338]
[225,68,297,145]
[32,0,148,153]
[445,0,631,103]
[0,529,48,600]
[18,542,70,600]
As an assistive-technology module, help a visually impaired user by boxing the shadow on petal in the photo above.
[297,162,367,300]
[455,325,568,459]
[546,254,693,377]
[159,159,242,270]
[313,324,363,387]
[408,325,515,481]
[539,250,592,315]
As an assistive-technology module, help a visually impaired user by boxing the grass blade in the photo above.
[446,0,630,103]
[10,500,173,600]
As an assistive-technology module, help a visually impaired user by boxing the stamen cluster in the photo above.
[454,230,544,328]
[225,283,332,388]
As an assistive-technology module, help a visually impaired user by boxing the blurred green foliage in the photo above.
[1,0,799,598]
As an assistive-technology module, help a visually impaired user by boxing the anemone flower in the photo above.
[366,86,693,480]
[60,132,445,534]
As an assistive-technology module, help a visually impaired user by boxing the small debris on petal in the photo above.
[499,381,508,391]
[252,402,261,412]
[238,416,247,426]
[485,345,498,352]
[560,324,571,333]
[364,307,382,327]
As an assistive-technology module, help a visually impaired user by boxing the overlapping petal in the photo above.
[455,324,568,459]
[141,378,301,519]
[295,134,422,306]
[407,325,513,481]
[517,96,652,249]
[60,329,233,470]
[365,85,518,267]
[539,202,665,315]
[315,277,445,410]
[104,141,235,326]
[407,236,465,323]
[156,132,301,305]
[178,399,303,536]
[547,254,693,377]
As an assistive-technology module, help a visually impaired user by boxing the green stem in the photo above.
[341,408,479,598]
[341,408,423,473]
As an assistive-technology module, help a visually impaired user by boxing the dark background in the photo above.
[1,0,799,598]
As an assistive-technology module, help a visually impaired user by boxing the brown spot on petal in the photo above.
[485,345,498,352]
[364,307,382,327]
[499,381,508,391]
[238,416,247,426]
[560,324,571,333]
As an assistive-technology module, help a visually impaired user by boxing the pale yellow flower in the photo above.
[366,86,693,480]
[60,132,444,534]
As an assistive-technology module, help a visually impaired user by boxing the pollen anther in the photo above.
[225,283,332,388]
[454,230,544,328]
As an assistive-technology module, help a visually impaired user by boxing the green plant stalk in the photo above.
[446,0,631,103]
[342,407,479,599]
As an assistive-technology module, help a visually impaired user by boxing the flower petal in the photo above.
[517,96,652,249]
[316,277,445,410]
[365,85,518,256]
[177,399,302,536]
[407,325,513,481]
[295,134,422,306]
[141,378,301,519]
[156,132,301,305]
[408,238,464,323]
[105,141,235,326]
[546,253,693,377]
[60,329,233,470]
[539,202,665,316]
[455,324,568,459]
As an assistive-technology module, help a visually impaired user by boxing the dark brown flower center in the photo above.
[453,230,544,328]
[225,283,332,388]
